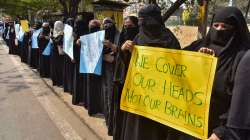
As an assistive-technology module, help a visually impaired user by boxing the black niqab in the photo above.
[135,4,180,48]
[89,27,100,33]
[74,18,88,38]
[42,25,50,35]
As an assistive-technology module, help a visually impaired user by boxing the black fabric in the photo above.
[103,21,118,54]
[50,35,64,86]
[66,18,75,27]
[20,32,30,63]
[101,20,120,134]
[136,5,180,49]
[225,50,250,137]
[183,7,250,139]
[112,17,139,139]
[42,26,50,35]
[84,27,103,115]
[63,18,75,94]
[89,27,100,33]
[29,28,41,69]
[6,24,18,55]
[34,22,42,30]
[63,55,74,93]
[121,4,180,140]
[38,31,50,78]
[72,19,89,105]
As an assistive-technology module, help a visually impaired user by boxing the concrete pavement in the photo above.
[0,38,108,140]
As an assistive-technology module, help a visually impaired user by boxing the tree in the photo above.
[58,0,82,18]
[0,0,61,18]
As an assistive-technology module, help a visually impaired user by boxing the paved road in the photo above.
[0,38,100,140]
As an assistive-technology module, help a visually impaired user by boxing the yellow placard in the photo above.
[120,46,217,140]
[20,20,29,32]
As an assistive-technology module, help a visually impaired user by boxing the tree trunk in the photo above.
[162,0,187,22]
[69,0,81,18]
[197,0,209,39]
[58,0,69,18]
[245,0,250,19]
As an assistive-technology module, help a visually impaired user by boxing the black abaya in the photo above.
[63,55,74,93]
[38,34,50,78]
[101,20,120,131]
[51,35,64,86]
[72,43,87,105]
[224,50,250,140]
[20,32,30,63]
[112,16,139,139]
[85,28,103,116]
[63,18,75,94]
[120,4,181,140]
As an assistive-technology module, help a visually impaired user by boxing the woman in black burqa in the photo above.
[20,27,31,64]
[85,19,103,116]
[5,21,17,55]
[38,22,51,78]
[51,21,64,86]
[63,18,75,93]
[120,4,180,140]
[30,22,42,69]
[176,7,250,140]
[112,16,139,139]
[72,17,89,105]
[101,17,120,124]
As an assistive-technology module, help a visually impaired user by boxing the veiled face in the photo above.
[212,22,234,31]
[124,18,136,29]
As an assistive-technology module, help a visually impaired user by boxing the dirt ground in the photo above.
[168,26,198,48]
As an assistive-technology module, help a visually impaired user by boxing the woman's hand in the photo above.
[103,40,117,52]
[103,40,113,48]
[198,47,215,56]
[121,40,134,52]
[76,39,81,46]
[207,133,220,140]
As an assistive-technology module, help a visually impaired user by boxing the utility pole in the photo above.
[197,0,209,39]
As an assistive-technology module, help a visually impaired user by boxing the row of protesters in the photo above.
[3,4,250,140]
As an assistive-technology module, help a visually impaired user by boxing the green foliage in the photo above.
[0,0,62,17]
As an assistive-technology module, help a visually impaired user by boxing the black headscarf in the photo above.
[119,16,139,44]
[74,17,89,38]
[103,17,117,43]
[134,4,180,49]
[89,19,101,33]
[42,22,50,35]
[34,21,42,30]
[66,18,74,27]
[113,16,139,84]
